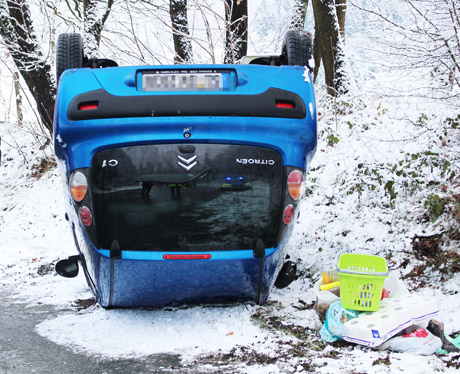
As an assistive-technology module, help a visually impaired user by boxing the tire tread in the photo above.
[56,33,83,84]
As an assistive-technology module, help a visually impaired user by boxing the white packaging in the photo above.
[343,294,438,347]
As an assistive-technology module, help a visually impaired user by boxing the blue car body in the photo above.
[54,64,317,308]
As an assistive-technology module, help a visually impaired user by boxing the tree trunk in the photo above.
[224,0,248,64]
[83,0,114,58]
[336,0,346,41]
[13,71,23,128]
[170,0,192,63]
[312,0,348,96]
[0,0,56,134]
[290,0,309,30]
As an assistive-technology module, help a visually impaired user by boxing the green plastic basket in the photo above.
[337,253,389,312]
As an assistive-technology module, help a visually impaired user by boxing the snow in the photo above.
[35,305,274,361]
[1,0,460,372]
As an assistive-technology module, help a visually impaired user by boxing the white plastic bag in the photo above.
[383,272,410,297]
[379,326,442,355]
[314,278,340,322]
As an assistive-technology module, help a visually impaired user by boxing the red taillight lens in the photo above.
[79,206,92,226]
[276,101,295,109]
[288,170,303,200]
[70,172,88,202]
[283,204,294,225]
[79,103,98,111]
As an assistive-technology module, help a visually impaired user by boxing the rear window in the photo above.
[91,144,283,251]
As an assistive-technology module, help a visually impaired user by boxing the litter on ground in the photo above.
[317,253,460,355]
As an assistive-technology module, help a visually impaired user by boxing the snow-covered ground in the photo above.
[1,0,460,372]
[1,91,460,372]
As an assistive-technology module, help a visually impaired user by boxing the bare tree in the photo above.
[290,0,309,30]
[0,0,55,134]
[224,0,247,63]
[312,0,349,96]
[336,0,346,41]
[170,0,193,63]
[62,0,114,57]
[351,0,459,98]
[44,0,114,56]
[103,0,200,65]
[13,71,22,127]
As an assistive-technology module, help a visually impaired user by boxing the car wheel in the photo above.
[281,30,312,67]
[56,33,84,85]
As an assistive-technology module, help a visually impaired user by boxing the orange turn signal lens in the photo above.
[287,170,303,200]
[69,172,88,202]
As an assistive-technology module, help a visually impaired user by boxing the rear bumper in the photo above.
[54,64,317,172]
[80,240,282,308]
[68,87,306,121]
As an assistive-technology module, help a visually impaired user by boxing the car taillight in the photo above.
[276,101,295,109]
[79,206,92,226]
[287,170,303,200]
[79,103,98,111]
[283,204,294,225]
[70,171,88,202]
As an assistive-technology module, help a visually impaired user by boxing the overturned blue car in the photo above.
[54,31,317,308]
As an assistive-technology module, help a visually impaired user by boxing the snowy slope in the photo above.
[2,93,460,373]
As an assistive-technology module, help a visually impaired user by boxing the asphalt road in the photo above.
[0,290,198,374]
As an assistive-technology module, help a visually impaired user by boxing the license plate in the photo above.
[141,69,233,92]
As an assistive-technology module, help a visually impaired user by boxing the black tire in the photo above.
[281,30,312,67]
[56,33,84,84]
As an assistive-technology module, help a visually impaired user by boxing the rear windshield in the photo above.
[91,144,283,251]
